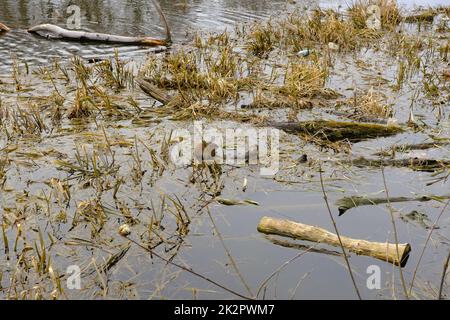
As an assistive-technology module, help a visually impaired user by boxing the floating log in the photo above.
[336,194,450,215]
[257,216,411,266]
[268,120,404,142]
[28,0,171,46]
[28,24,167,46]
[0,22,10,32]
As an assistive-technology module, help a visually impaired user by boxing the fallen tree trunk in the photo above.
[257,216,411,266]
[28,24,167,46]
[336,194,450,215]
[0,22,10,32]
[268,120,404,142]
[28,0,171,46]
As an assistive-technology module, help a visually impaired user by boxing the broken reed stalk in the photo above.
[409,199,450,295]
[438,250,450,300]
[336,194,450,215]
[257,216,411,267]
[206,207,253,297]
[150,0,172,44]
[381,167,409,299]
[319,169,361,299]
[0,22,10,32]
[122,235,253,300]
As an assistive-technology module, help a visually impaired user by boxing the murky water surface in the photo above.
[0,0,449,300]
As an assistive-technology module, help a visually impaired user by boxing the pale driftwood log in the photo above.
[28,0,171,46]
[257,216,411,266]
[28,24,167,46]
[0,22,10,32]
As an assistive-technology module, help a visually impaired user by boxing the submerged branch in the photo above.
[337,194,450,215]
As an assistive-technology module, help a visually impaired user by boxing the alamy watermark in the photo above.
[170,121,280,176]
[29,2,82,30]
[366,265,381,290]
[66,265,81,290]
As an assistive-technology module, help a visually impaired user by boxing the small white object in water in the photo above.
[297,49,310,57]
[387,118,398,126]
[328,42,339,51]
[405,151,428,159]
[119,224,131,236]
[407,110,416,124]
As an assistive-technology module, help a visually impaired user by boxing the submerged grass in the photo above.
[0,3,449,300]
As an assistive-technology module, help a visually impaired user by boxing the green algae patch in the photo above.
[269,120,405,142]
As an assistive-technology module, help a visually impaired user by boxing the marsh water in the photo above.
[0,0,449,300]
[0,0,447,71]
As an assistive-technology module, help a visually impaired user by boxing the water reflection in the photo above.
[0,0,295,71]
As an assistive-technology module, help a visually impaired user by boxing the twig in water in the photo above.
[410,199,450,295]
[438,250,450,300]
[122,235,253,300]
[319,166,361,300]
[381,167,409,299]
[206,207,254,297]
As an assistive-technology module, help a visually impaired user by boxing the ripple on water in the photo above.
[0,0,291,71]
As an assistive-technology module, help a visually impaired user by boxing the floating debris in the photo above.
[258,216,411,266]
[336,194,450,215]
[216,197,259,206]
[118,224,131,237]
[268,120,404,142]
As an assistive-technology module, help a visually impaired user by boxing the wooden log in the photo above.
[257,216,411,266]
[336,194,450,215]
[0,22,10,32]
[27,0,171,46]
[28,24,167,46]
[268,120,404,142]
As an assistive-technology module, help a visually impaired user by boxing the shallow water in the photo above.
[0,0,449,300]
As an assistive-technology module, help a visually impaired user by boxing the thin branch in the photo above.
[206,207,254,297]
[122,235,253,300]
[151,0,172,44]
[381,167,409,299]
[409,199,450,295]
[319,167,361,300]
[438,250,450,300]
